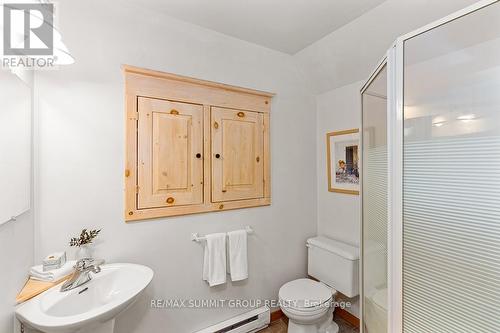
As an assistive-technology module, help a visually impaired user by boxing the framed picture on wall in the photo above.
[327,129,360,195]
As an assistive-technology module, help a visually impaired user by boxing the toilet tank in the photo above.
[307,236,359,298]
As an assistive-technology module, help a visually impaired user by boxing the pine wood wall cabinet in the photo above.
[124,65,273,221]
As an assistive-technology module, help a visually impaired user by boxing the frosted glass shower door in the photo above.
[362,63,388,333]
[402,2,500,332]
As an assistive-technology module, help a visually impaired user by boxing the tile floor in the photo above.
[258,317,359,333]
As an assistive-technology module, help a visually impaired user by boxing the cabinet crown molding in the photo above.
[122,64,275,98]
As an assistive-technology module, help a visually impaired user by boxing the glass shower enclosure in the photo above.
[361,1,500,332]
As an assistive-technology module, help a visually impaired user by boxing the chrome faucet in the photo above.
[60,258,105,292]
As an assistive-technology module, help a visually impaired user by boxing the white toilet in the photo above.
[279,236,359,333]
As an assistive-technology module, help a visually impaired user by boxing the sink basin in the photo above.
[16,263,154,333]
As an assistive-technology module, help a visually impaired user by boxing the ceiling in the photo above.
[122,0,387,54]
[294,0,482,93]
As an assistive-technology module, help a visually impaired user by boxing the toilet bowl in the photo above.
[279,279,339,333]
[279,237,359,333]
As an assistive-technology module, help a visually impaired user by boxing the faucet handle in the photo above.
[75,258,105,271]
[75,258,91,270]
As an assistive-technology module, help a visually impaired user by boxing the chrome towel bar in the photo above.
[191,226,253,242]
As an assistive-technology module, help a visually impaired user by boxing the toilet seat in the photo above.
[281,302,330,316]
[279,278,334,310]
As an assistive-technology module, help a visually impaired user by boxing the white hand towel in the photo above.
[227,230,248,281]
[30,260,76,282]
[202,233,227,287]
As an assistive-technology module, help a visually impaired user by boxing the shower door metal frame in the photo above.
[360,55,388,333]
[387,0,500,332]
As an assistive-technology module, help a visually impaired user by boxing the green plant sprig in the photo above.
[69,229,101,247]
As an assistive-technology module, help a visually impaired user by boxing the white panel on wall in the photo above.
[0,70,31,225]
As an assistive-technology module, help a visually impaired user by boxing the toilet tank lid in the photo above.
[307,236,359,260]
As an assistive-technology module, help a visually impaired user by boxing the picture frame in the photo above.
[327,129,360,195]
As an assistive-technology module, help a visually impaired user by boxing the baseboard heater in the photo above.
[195,306,270,333]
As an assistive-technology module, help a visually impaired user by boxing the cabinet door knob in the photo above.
[215,153,221,159]
[170,109,179,115]
[166,197,175,204]
[214,121,219,129]
[256,156,260,163]
[237,111,245,118]
[196,153,202,159]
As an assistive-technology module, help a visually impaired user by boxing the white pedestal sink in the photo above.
[16,263,154,333]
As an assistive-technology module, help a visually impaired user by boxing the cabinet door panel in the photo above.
[212,107,264,202]
[138,97,203,208]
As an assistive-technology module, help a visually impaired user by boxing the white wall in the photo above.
[316,81,363,247]
[34,1,317,332]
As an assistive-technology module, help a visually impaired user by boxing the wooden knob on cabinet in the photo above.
[166,197,175,204]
